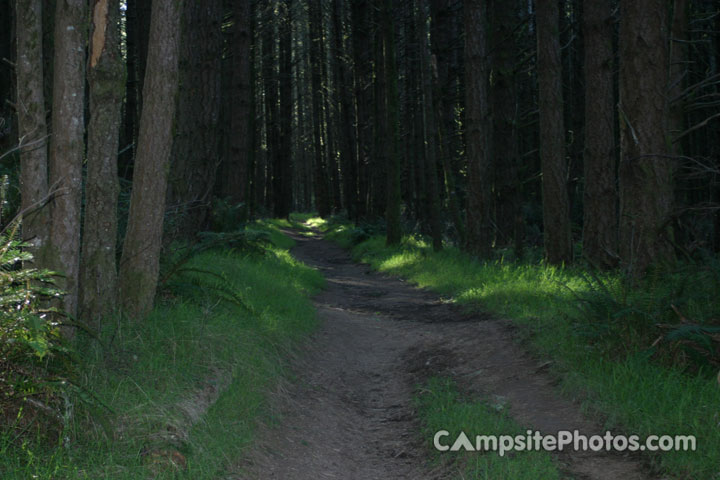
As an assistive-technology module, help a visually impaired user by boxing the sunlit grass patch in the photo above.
[415,377,563,480]
[304,216,329,230]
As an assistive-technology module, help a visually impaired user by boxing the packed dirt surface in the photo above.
[232,231,662,480]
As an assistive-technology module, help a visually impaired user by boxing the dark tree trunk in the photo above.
[464,0,492,257]
[309,0,330,217]
[431,0,464,243]
[383,0,402,245]
[223,0,253,209]
[80,0,124,324]
[582,0,618,269]
[15,0,49,260]
[490,0,521,252]
[167,0,223,237]
[669,0,687,146]
[406,7,424,228]
[333,0,358,221]
[417,0,442,251]
[48,0,87,323]
[119,0,181,319]
[322,10,341,214]
[262,1,279,215]
[372,3,388,220]
[276,0,294,218]
[618,0,673,277]
[352,0,372,219]
[537,0,572,264]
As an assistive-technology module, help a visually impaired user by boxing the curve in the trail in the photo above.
[234,230,659,480]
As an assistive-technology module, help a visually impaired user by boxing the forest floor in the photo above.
[232,230,661,480]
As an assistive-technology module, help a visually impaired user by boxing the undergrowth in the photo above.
[0,223,80,451]
[321,218,720,479]
[0,223,324,479]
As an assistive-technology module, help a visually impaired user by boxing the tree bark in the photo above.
[537,0,572,264]
[431,0,464,243]
[261,1,280,215]
[333,0,358,221]
[417,0,442,251]
[464,0,492,257]
[48,0,87,323]
[351,0,372,219]
[321,7,341,214]
[119,0,182,319]
[167,0,223,236]
[383,0,402,246]
[582,0,618,269]
[618,0,673,277]
[668,0,687,146]
[371,2,387,219]
[276,0,293,218]
[79,0,124,325]
[223,0,252,209]
[490,0,521,252]
[15,0,49,260]
[309,0,330,217]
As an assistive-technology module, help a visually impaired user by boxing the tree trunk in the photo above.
[490,0,521,252]
[383,0,402,246]
[79,0,124,325]
[668,0,687,147]
[582,0,618,269]
[15,0,49,260]
[431,0,464,243]
[119,0,181,319]
[618,0,673,277]
[309,0,330,217]
[333,0,358,221]
[464,0,492,257]
[276,0,293,218]
[322,11,341,214]
[418,0,442,251]
[352,0,371,219]
[223,0,252,209]
[167,0,223,237]
[537,0,572,264]
[48,0,87,323]
[262,1,279,215]
[372,2,387,220]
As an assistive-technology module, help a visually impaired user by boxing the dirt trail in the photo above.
[233,231,662,480]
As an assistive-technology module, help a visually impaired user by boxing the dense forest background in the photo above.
[1,0,720,335]
[2,1,720,477]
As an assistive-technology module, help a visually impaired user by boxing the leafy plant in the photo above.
[0,223,74,444]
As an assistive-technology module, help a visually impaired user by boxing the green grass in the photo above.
[416,377,563,480]
[0,226,324,479]
[321,221,719,479]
